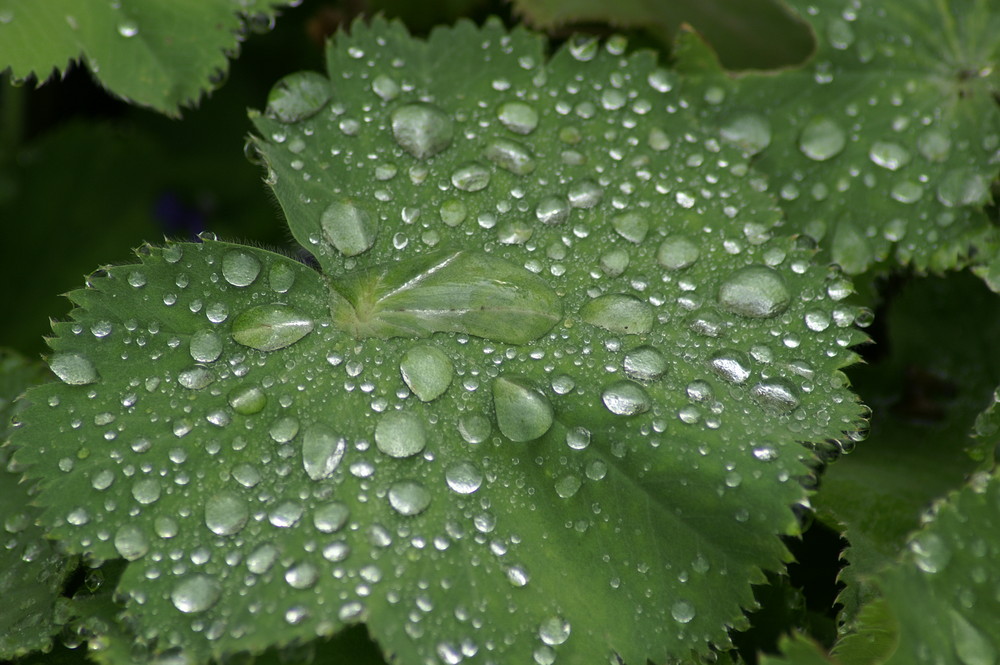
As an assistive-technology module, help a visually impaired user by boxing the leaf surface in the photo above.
[13,19,867,665]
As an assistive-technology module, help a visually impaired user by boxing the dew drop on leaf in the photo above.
[439,199,467,227]
[751,380,800,414]
[535,196,570,225]
[458,414,491,444]
[171,575,222,613]
[492,377,554,442]
[375,411,427,458]
[538,616,571,646]
[623,345,668,382]
[910,532,951,574]
[485,139,536,175]
[228,384,267,415]
[656,235,700,270]
[445,461,483,495]
[400,346,454,402]
[117,19,138,38]
[113,524,149,561]
[302,425,347,481]
[720,113,772,155]
[320,199,378,257]
[565,426,591,450]
[131,478,161,505]
[204,492,250,536]
[189,330,223,363]
[313,502,350,533]
[611,212,649,244]
[269,262,296,293]
[567,179,603,208]
[671,600,695,624]
[231,304,313,352]
[221,250,262,287]
[580,294,653,334]
[49,353,98,385]
[554,474,582,499]
[718,265,791,318]
[266,71,331,123]
[285,561,319,589]
[178,366,215,390]
[388,480,432,516]
[868,141,911,171]
[936,169,990,208]
[247,544,279,574]
[798,116,846,161]
[391,103,454,159]
[917,129,952,162]
[497,101,539,134]
[601,380,651,416]
[451,163,491,192]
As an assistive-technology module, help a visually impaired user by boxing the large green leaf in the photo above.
[12,19,867,665]
[677,0,1000,275]
[0,0,294,115]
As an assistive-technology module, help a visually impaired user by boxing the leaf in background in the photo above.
[815,273,1000,624]
[677,0,1000,275]
[0,0,295,115]
[0,350,74,659]
[13,19,868,665]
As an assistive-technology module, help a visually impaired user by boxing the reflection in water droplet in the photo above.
[314,502,350,533]
[498,102,539,134]
[671,600,695,624]
[302,426,347,480]
[868,141,910,171]
[720,113,772,155]
[798,116,846,161]
[611,212,648,244]
[205,492,249,536]
[50,353,98,385]
[231,304,313,352]
[485,139,536,175]
[445,461,483,494]
[718,265,791,318]
[657,236,700,270]
[555,475,582,499]
[229,384,267,415]
[321,199,378,257]
[751,381,800,414]
[623,346,668,382]
[247,544,279,574]
[375,411,427,458]
[266,71,331,123]
[400,346,454,402]
[910,532,950,574]
[917,129,951,162]
[580,294,653,334]
[451,163,491,192]
[492,377,554,442]
[565,427,591,450]
[391,103,453,159]
[117,19,139,37]
[171,575,222,613]
[285,561,319,589]
[221,250,262,287]
[190,330,223,363]
[114,525,149,561]
[538,616,571,646]
[602,381,651,416]
[388,480,431,516]
[458,414,491,444]
[535,196,570,225]
[132,478,161,504]
[937,169,990,208]
[178,366,214,390]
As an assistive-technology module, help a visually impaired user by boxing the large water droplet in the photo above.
[113,524,149,561]
[171,575,222,613]
[321,199,378,257]
[313,502,349,533]
[485,139,536,175]
[492,377,554,442]
[222,250,262,287]
[375,411,427,458]
[388,480,431,516]
[937,168,990,208]
[445,461,483,494]
[671,600,695,624]
[623,346,668,381]
[302,425,347,481]
[391,103,454,159]
[247,544,279,574]
[868,141,911,171]
[205,492,249,536]
[910,532,950,574]
[190,330,223,363]
[178,366,215,390]
[451,163,491,192]
[611,212,648,244]
[231,304,313,351]
[720,113,772,155]
[751,380,800,414]
[535,196,569,225]
[400,346,454,402]
[580,294,653,334]
[602,381,651,416]
[285,561,319,589]
[458,414,491,444]
[229,384,267,415]
[50,353,98,385]
[656,236,700,270]
[497,102,539,135]
[718,265,791,318]
[538,616,571,646]
[950,610,996,665]
[798,116,846,161]
[266,71,331,123]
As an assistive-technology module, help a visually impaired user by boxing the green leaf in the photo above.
[759,633,838,665]
[13,19,868,665]
[0,0,293,115]
[677,0,1000,274]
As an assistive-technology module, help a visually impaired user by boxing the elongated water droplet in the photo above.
[798,116,846,161]
[50,353,98,385]
[718,265,791,318]
[492,377,553,442]
[497,102,539,134]
[285,561,319,589]
[711,350,751,384]
[910,532,950,574]
[388,480,431,516]
[171,575,221,613]
[580,294,653,334]
[657,236,700,270]
[917,129,951,162]
[205,492,249,536]
[302,425,347,480]
[321,199,378,257]
[950,610,995,665]
[623,346,667,381]
[247,544,279,574]
[222,250,262,287]
[751,380,800,414]
[868,141,910,171]
[231,304,313,351]
[178,366,214,390]
[459,414,491,444]
[267,71,331,123]
[391,103,453,159]
[535,196,569,225]
[400,346,454,402]
[451,163,491,191]
[229,384,267,414]
[375,411,426,458]
[602,381,651,416]
[832,220,871,274]
[485,139,536,175]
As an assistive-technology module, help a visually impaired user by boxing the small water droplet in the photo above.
[190,330,223,363]
[555,474,582,498]
[445,461,483,494]
[231,304,313,351]
[826,18,854,49]
[117,19,138,38]
[388,480,431,516]
[439,199,467,227]
[205,492,249,536]
[131,478,161,504]
[623,346,668,382]
[493,377,554,442]
[656,236,700,270]
[269,262,296,293]
[222,250,262,287]
[285,561,319,589]
[917,129,951,162]
[400,346,454,402]
[302,425,347,480]
[718,265,791,318]
[538,616,571,646]
[321,199,378,257]
[375,411,427,458]
[580,294,653,334]
[602,381,651,416]
[171,575,221,613]
[565,427,591,450]
[535,196,570,225]
[371,74,400,101]
[391,103,454,159]
[178,366,215,390]
[497,101,540,134]
[798,116,846,161]
[600,248,630,276]
[567,179,603,208]
[266,71,331,123]
[50,353,98,385]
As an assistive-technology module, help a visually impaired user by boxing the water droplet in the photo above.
[229,384,267,415]
[910,532,950,573]
[832,220,871,274]
[266,71,331,123]
[270,416,300,443]
[131,478,161,504]
[313,502,350,533]
[113,525,149,561]
[178,366,215,390]
[190,330,223,363]
[485,139,536,175]
[371,74,400,101]
[720,113,772,155]
[231,304,313,351]
[566,427,591,450]
[567,179,603,208]
[868,141,911,171]
[506,565,531,587]
[247,544,279,574]
[445,461,483,494]
[400,346,454,402]
[950,610,996,665]
[285,561,319,589]
[751,380,800,414]
[602,381,651,416]
[538,616,571,646]
[497,101,540,134]
[302,425,347,480]
[205,492,249,536]
[440,199,467,227]
[117,19,138,38]
[656,236,700,270]
[451,163,491,192]
[492,377,554,442]
[917,129,951,162]
[937,168,990,208]
[321,199,378,257]
[826,18,854,49]
[391,103,453,159]
[623,346,668,382]
[555,474,582,499]
[222,250,262,287]
[388,480,431,516]
[375,411,427,458]
[580,294,653,334]
[458,414,491,444]
[50,353,98,385]
[718,265,791,318]
[890,180,923,204]
[535,196,570,225]
[269,262,296,293]
[232,463,261,488]
[798,116,846,161]
[671,600,695,624]
[600,249,630,276]
[171,575,221,613]
[611,212,648,244]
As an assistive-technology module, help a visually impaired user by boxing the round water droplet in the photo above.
[538,616,571,646]
[231,304,313,352]
[117,19,138,38]
[269,416,300,443]
[50,353,98,385]
[285,561,319,589]
[302,425,347,480]
[917,129,951,162]
[400,346,454,402]
[371,74,400,101]
[937,168,990,208]
[375,411,427,458]
[132,478,161,504]
[391,103,453,159]
[190,330,223,363]
[798,116,846,161]
[554,474,582,499]
[451,163,491,192]
[718,265,791,318]
[600,248,630,276]
[611,212,648,244]
[229,384,267,415]
[720,113,772,155]
[388,480,431,516]
[656,236,700,270]
[826,17,854,49]
[440,199,467,227]
[580,294,653,334]
[171,575,221,613]
[910,532,950,574]
[321,199,378,257]
[247,544,279,574]
[485,139,536,175]
[868,141,911,171]
[492,377,553,442]
[565,427,591,450]
[623,346,668,382]
[266,71,331,123]
[269,262,296,293]
[498,101,539,135]
[445,461,483,494]
[751,380,800,414]
[313,502,349,533]
[113,524,149,561]
[567,179,603,208]
[671,600,695,624]
[458,414,491,444]
[222,251,262,287]
[535,196,569,225]
[602,381,651,416]
[205,492,249,536]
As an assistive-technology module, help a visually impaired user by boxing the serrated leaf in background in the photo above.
[12,18,868,665]
[0,0,295,115]
[677,0,1000,276]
